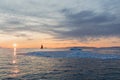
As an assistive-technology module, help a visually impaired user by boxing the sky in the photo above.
[0,0,120,48]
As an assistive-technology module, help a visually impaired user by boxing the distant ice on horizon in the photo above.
[26,49,120,59]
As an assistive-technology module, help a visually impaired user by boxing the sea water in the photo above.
[0,48,120,80]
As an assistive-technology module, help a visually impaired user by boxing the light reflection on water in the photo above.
[0,48,120,80]
[10,47,20,78]
[9,65,20,78]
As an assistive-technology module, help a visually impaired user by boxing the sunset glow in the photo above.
[0,37,119,48]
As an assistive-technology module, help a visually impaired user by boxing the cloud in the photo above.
[14,33,34,41]
[50,10,120,41]
[0,0,120,42]
[14,33,29,37]
[0,13,56,33]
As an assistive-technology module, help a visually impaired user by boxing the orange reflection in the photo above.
[10,44,20,78]
[12,43,17,64]
[10,65,20,78]
[12,60,16,64]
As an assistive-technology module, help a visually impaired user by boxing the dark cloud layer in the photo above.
[51,10,120,41]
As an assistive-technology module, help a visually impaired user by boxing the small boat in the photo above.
[41,45,43,49]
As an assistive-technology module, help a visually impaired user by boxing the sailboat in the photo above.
[41,45,43,49]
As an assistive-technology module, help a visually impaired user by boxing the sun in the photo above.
[13,43,17,47]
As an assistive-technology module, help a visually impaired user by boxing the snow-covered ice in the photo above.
[26,50,120,59]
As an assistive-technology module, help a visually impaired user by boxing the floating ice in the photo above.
[26,50,120,59]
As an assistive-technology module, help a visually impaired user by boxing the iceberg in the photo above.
[70,47,82,51]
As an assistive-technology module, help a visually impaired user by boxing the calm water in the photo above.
[0,48,120,80]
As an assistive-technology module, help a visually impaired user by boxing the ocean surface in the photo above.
[0,48,120,80]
